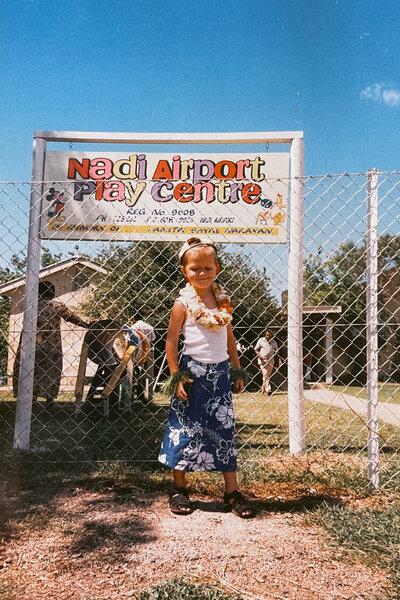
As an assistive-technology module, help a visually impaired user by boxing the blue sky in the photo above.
[1,0,400,180]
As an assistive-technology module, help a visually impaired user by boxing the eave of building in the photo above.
[281,305,342,315]
[302,305,342,314]
[0,257,107,295]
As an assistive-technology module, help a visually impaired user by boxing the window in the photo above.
[73,270,90,290]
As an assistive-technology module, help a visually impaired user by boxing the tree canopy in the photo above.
[79,242,281,339]
[0,242,280,375]
[304,233,400,323]
[304,234,400,381]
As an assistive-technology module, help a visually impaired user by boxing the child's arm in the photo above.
[166,300,192,401]
[227,323,244,394]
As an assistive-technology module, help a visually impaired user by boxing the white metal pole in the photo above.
[287,137,306,454]
[13,136,45,449]
[366,168,380,489]
[34,130,304,145]
[325,317,334,384]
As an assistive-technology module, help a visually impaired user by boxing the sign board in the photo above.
[40,151,289,242]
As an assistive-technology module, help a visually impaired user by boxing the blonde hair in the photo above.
[179,237,219,266]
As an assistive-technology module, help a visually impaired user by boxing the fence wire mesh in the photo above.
[0,172,399,490]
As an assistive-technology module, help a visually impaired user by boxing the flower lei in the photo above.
[179,282,233,331]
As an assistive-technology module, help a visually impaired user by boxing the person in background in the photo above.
[304,351,313,382]
[130,313,156,345]
[13,280,89,405]
[254,329,280,395]
[128,314,156,401]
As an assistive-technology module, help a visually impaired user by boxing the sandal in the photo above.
[224,490,254,519]
[169,487,193,515]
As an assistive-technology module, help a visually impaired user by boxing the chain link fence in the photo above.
[0,172,399,490]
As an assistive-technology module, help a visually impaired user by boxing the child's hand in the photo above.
[175,378,193,402]
[233,377,244,394]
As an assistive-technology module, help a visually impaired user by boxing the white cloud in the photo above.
[382,89,400,107]
[361,83,383,101]
[361,83,400,107]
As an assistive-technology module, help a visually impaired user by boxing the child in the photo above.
[158,237,253,518]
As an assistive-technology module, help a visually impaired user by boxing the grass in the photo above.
[330,383,400,404]
[134,578,241,600]
[233,391,400,492]
[306,502,400,599]
[2,387,400,494]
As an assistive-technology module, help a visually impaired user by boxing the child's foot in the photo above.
[169,487,193,515]
[224,490,254,518]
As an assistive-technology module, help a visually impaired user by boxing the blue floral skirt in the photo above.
[158,355,237,472]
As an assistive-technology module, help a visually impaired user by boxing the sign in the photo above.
[40,151,289,242]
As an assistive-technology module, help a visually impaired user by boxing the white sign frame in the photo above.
[15,131,304,457]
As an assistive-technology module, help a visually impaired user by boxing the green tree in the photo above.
[40,247,63,268]
[11,246,65,274]
[79,241,280,355]
[10,253,26,274]
[305,234,400,322]
[304,234,400,381]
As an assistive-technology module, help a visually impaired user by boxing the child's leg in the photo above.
[260,364,267,393]
[169,469,192,515]
[222,471,238,494]
[173,468,187,489]
[265,363,274,393]
[222,471,252,518]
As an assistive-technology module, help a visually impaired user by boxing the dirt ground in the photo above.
[0,482,391,600]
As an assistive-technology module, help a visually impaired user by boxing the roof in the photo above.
[302,305,342,315]
[0,256,107,295]
[281,290,341,315]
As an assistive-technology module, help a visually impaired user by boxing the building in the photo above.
[0,257,107,389]
[281,289,342,383]
[378,269,400,380]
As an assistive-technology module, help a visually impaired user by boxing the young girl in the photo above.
[158,237,253,518]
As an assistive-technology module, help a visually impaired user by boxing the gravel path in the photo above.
[0,488,389,600]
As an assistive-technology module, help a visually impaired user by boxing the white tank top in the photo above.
[177,298,229,364]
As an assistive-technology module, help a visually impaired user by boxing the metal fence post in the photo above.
[287,137,306,454]
[366,168,380,489]
[13,136,45,449]
[325,317,334,384]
